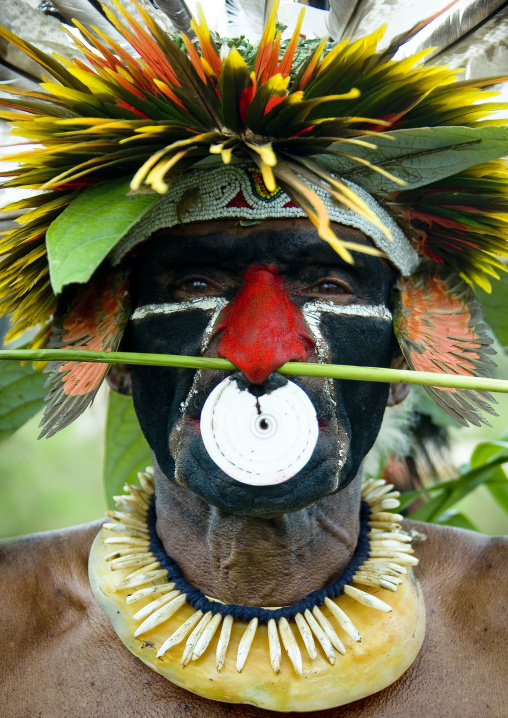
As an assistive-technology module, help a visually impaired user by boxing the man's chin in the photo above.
[170,437,350,517]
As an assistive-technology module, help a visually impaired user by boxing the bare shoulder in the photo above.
[409,519,508,593]
[408,520,508,643]
[0,521,103,646]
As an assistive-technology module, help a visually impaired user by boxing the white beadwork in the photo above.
[111,165,418,276]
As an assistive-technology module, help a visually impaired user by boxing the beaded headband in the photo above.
[111,165,419,277]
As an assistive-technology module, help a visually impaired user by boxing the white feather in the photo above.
[185,0,228,36]
[227,0,269,43]
[0,0,80,79]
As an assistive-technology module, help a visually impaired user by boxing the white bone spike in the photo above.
[356,569,404,584]
[386,562,407,574]
[124,561,161,578]
[324,598,361,642]
[364,483,395,501]
[132,590,180,621]
[369,550,415,561]
[371,531,412,542]
[353,574,396,590]
[105,547,151,561]
[369,521,402,530]
[371,512,404,522]
[361,479,386,495]
[312,606,346,654]
[361,567,400,578]
[192,612,223,659]
[182,612,213,665]
[126,583,176,604]
[114,569,167,590]
[157,611,203,658]
[236,618,258,672]
[216,614,233,672]
[379,579,399,591]
[115,491,147,504]
[370,541,413,552]
[294,612,317,660]
[304,609,335,665]
[112,497,147,516]
[138,471,154,493]
[377,498,401,511]
[126,484,151,506]
[134,594,187,636]
[105,511,148,530]
[278,618,303,676]
[267,619,281,674]
[103,523,149,540]
[387,554,418,566]
[109,551,153,565]
[110,554,155,570]
[344,585,393,612]
[104,537,149,547]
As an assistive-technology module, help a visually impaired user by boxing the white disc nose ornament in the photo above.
[200,376,319,486]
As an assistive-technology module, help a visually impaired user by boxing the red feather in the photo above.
[393,268,497,427]
[39,272,130,438]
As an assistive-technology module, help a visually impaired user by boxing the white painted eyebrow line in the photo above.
[132,298,227,321]
[303,301,393,321]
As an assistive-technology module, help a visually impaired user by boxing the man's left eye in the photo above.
[310,280,349,295]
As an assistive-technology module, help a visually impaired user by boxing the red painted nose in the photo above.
[217,265,314,385]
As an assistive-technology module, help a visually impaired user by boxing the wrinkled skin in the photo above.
[125,219,398,517]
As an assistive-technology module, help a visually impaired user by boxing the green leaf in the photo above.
[318,126,508,193]
[403,442,508,522]
[47,178,160,294]
[103,390,152,508]
[486,469,508,514]
[0,360,47,443]
[470,440,508,468]
[469,441,508,513]
[436,511,478,532]
[476,273,508,348]
[408,491,448,522]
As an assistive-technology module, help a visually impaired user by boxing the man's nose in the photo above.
[216,265,314,384]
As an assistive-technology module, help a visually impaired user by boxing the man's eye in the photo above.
[310,280,349,295]
[178,278,215,294]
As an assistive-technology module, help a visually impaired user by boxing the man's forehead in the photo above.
[136,218,382,272]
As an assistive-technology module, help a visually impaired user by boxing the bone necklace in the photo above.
[89,469,425,711]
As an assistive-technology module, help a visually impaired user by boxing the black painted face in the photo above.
[124,219,398,517]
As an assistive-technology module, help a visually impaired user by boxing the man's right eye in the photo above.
[175,277,219,296]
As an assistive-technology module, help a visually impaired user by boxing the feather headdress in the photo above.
[1,0,508,432]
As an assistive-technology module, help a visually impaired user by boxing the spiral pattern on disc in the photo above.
[200,376,319,486]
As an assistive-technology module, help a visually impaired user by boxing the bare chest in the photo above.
[1,595,504,718]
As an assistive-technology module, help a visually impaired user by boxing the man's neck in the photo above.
[153,464,362,606]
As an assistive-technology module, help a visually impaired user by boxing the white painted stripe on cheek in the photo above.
[131,298,227,321]
[302,301,393,323]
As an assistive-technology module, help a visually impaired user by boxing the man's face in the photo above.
[125,219,398,517]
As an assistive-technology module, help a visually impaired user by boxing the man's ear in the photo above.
[387,354,410,406]
[106,364,132,396]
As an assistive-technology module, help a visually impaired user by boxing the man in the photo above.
[0,0,507,714]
